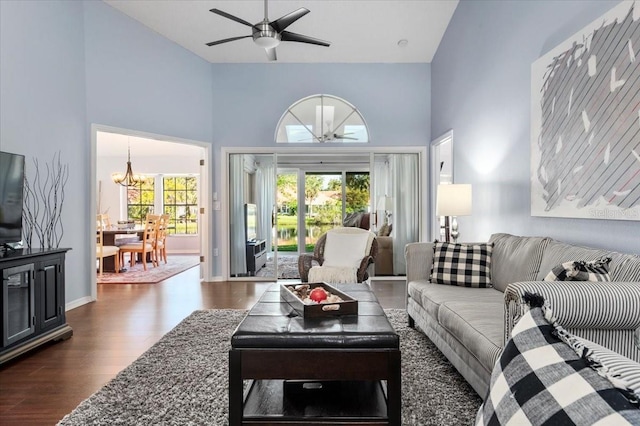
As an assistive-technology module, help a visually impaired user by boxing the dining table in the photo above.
[101,226,145,272]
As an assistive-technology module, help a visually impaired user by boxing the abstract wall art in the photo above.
[531,0,640,221]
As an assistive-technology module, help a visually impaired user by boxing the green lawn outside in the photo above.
[277,214,298,226]
[276,244,315,252]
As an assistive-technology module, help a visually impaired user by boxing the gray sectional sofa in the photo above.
[405,233,640,398]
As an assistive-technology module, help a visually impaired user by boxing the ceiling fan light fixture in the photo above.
[253,24,281,48]
[206,1,329,61]
[253,35,280,49]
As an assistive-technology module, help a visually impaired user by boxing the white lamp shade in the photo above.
[436,184,472,216]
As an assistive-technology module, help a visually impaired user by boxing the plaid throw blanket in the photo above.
[476,293,640,425]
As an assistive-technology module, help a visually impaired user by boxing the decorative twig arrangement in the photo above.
[22,152,69,249]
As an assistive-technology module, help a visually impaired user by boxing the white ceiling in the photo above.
[104,0,459,63]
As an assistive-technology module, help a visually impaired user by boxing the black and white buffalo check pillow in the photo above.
[430,242,492,287]
[476,294,640,425]
[544,256,612,282]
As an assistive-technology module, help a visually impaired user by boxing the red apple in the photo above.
[309,287,328,303]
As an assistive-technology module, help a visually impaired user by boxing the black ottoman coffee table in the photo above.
[229,283,401,425]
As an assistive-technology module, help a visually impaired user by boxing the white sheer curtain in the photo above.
[390,154,419,275]
[256,157,275,254]
[229,154,247,276]
[373,156,391,231]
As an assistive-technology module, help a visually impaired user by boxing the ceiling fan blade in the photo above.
[265,47,277,61]
[206,35,252,46]
[209,8,255,28]
[271,8,309,32]
[280,31,330,47]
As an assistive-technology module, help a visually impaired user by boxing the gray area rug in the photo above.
[256,254,300,279]
[58,309,482,425]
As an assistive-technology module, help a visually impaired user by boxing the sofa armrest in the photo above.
[405,242,435,284]
[504,281,640,344]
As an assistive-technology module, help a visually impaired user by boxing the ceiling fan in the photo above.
[321,130,358,142]
[206,0,330,61]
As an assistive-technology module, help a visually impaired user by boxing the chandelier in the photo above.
[111,140,147,186]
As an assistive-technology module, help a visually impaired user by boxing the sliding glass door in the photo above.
[275,170,298,253]
[276,170,370,255]
[226,149,424,281]
[302,171,343,253]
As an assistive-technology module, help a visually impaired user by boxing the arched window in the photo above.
[275,94,369,143]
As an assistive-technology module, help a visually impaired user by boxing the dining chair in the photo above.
[96,214,119,275]
[118,214,160,271]
[154,214,170,264]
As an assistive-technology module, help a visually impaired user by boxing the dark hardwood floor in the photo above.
[0,266,407,425]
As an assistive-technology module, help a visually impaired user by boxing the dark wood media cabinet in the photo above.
[246,239,267,276]
[0,248,72,365]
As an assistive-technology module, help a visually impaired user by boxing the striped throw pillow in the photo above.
[430,242,493,288]
[544,257,612,282]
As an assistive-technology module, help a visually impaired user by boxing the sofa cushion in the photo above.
[543,257,612,282]
[438,301,505,373]
[408,280,504,323]
[430,242,493,287]
[476,306,640,425]
[536,239,615,281]
[611,254,640,282]
[489,233,549,292]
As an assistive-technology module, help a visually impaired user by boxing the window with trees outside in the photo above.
[275,171,369,252]
[126,176,199,235]
[127,180,155,225]
[163,176,198,235]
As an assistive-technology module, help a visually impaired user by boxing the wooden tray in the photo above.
[280,282,358,318]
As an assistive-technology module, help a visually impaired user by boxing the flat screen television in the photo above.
[244,203,258,242]
[0,151,25,248]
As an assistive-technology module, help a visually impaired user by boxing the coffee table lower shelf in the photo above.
[242,379,389,425]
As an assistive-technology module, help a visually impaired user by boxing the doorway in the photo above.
[223,148,427,281]
[90,125,211,300]
[272,167,370,279]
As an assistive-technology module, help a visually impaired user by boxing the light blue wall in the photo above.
[211,63,430,147]
[83,0,215,279]
[1,0,215,305]
[1,1,432,304]
[84,1,213,143]
[0,0,89,302]
[431,0,639,253]
[210,64,430,275]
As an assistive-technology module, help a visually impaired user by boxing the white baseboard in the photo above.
[207,276,225,282]
[66,296,95,311]
[167,250,200,255]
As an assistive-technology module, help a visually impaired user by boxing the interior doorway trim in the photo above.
[430,130,454,241]
[221,146,427,281]
[90,124,212,301]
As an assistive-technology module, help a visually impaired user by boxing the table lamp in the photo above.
[436,184,472,243]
